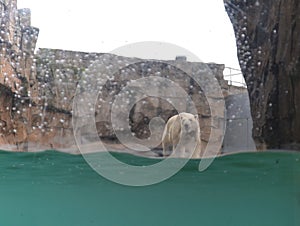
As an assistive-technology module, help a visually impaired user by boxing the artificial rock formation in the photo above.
[0,0,42,150]
[0,0,229,154]
[0,1,74,150]
[224,0,300,150]
[38,49,228,155]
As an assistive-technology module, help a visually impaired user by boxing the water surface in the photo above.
[0,150,299,226]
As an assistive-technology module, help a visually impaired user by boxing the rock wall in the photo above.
[0,1,38,92]
[0,1,74,150]
[0,0,229,154]
[37,49,228,155]
[224,0,300,150]
[0,0,44,150]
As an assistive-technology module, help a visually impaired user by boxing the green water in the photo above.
[0,150,299,226]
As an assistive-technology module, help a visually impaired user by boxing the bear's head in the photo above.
[179,113,199,135]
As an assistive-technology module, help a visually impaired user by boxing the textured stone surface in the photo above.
[0,1,75,150]
[1,48,228,153]
[224,0,300,150]
[39,49,228,155]
[0,0,42,150]
[0,0,228,155]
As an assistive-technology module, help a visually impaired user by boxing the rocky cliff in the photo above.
[224,0,300,150]
[0,0,229,155]
[1,47,228,153]
[36,49,228,155]
[0,0,42,150]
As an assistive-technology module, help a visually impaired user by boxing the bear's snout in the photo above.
[183,123,189,131]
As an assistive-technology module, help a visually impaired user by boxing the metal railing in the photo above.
[224,67,247,87]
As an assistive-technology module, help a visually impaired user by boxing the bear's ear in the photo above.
[194,114,198,119]
[179,113,183,120]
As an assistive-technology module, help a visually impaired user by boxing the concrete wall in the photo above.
[223,93,256,153]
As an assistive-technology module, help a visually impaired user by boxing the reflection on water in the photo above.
[0,150,299,226]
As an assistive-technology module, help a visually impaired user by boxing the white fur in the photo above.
[162,112,202,158]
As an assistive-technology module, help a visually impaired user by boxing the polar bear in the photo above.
[162,112,202,158]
